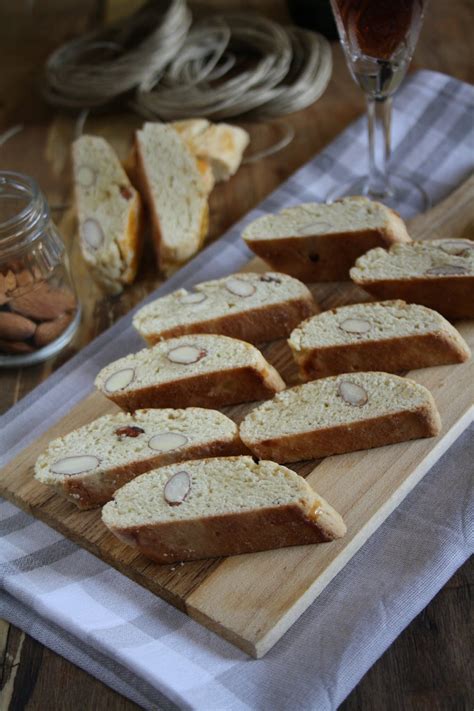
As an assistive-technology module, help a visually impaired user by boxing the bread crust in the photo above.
[141,295,317,346]
[292,331,471,381]
[242,402,441,463]
[101,364,286,412]
[54,436,248,510]
[244,208,411,282]
[106,502,346,564]
[351,276,474,320]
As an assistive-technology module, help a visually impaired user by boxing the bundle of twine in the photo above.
[42,0,332,120]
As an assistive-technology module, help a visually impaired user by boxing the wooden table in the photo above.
[1,0,472,708]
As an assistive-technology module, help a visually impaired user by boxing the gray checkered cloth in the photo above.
[1,70,473,711]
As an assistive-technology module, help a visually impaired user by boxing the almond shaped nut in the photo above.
[340,317,371,334]
[298,221,332,235]
[0,312,36,341]
[82,218,105,250]
[10,284,76,321]
[34,313,73,348]
[0,338,35,354]
[180,291,207,305]
[51,454,99,476]
[425,265,468,276]
[167,345,207,364]
[76,165,96,187]
[104,367,135,393]
[439,240,473,255]
[225,277,256,298]
[115,425,144,439]
[5,270,17,293]
[148,432,189,452]
[164,471,191,505]
[338,381,368,406]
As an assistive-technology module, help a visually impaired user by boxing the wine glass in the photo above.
[327,0,429,217]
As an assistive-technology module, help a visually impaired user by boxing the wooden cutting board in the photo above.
[1,176,473,658]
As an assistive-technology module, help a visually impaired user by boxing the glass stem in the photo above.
[366,95,392,198]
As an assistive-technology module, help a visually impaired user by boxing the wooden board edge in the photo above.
[186,405,473,658]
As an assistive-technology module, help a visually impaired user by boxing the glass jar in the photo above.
[0,171,80,367]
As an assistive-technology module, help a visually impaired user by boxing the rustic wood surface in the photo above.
[2,176,473,660]
[1,0,473,707]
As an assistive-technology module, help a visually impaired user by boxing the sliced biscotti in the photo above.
[171,119,250,181]
[289,300,470,380]
[34,408,245,509]
[240,372,441,462]
[101,456,346,563]
[134,123,209,275]
[72,135,143,294]
[242,197,411,282]
[350,239,474,319]
[95,334,285,411]
[133,272,317,345]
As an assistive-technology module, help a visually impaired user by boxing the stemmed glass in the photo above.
[327,0,429,217]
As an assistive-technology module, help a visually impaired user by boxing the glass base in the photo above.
[0,307,81,368]
[326,174,430,219]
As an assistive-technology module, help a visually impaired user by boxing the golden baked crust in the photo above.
[351,276,474,320]
[292,331,470,381]
[141,296,317,346]
[242,402,441,463]
[99,364,285,412]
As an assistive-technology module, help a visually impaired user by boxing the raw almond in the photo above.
[34,313,73,348]
[164,471,191,505]
[11,283,76,321]
[51,455,99,475]
[0,312,36,340]
[340,318,371,334]
[4,270,16,293]
[148,432,188,451]
[167,345,207,364]
[338,381,368,406]
[225,278,256,297]
[0,338,35,354]
[105,367,135,393]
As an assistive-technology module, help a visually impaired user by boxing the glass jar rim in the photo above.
[0,171,41,228]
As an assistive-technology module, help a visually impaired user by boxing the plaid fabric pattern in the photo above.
[1,70,473,711]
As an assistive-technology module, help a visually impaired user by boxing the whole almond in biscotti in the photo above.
[240,372,441,463]
[0,312,36,341]
[10,282,76,321]
[95,334,285,410]
[34,312,74,348]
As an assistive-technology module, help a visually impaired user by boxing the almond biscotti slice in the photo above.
[240,372,441,462]
[242,197,411,282]
[350,239,474,319]
[72,135,143,294]
[134,122,209,275]
[35,408,245,509]
[171,119,250,181]
[289,300,470,380]
[133,272,317,345]
[95,334,285,411]
[101,456,346,563]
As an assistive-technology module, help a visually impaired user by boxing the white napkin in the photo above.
[1,70,473,710]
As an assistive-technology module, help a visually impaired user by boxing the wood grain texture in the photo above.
[1,0,473,705]
[1,178,473,658]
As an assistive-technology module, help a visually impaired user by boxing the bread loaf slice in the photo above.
[35,408,244,509]
[171,119,250,181]
[242,197,411,282]
[289,300,470,380]
[134,123,209,275]
[240,372,441,462]
[95,334,285,411]
[133,271,317,345]
[350,239,474,319]
[72,135,143,294]
[101,456,346,563]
